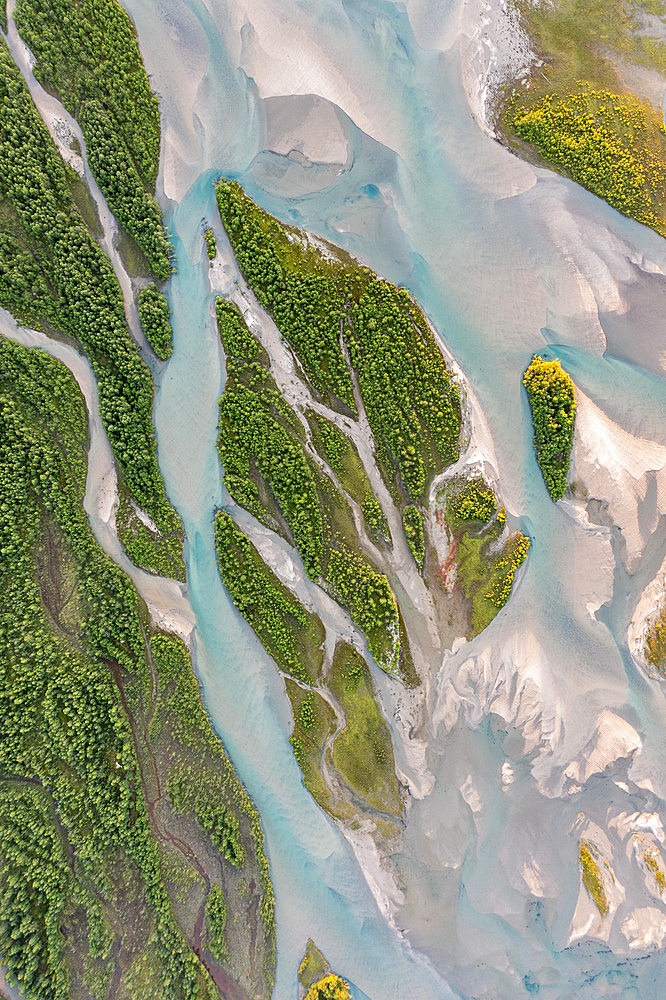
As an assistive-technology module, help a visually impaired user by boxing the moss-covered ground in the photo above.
[298,939,330,990]
[327,644,401,816]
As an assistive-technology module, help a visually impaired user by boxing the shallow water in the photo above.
[110,0,666,995]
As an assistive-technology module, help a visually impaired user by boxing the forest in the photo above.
[0,338,275,998]
[0,34,182,566]
[14,0,171,278]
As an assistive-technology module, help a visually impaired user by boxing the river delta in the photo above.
[4,1,666,999]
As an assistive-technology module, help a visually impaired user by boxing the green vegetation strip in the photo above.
[287,681,337,810]
[204,228,217,261]
[644,605,666,671]
[15,0,171,278]
[0,38,180,547]
[205,884,227,960]
[327,644,401,815]
[215,510,324,683]
[216,180,461,500]
[523,356,576,501]
[327,548,399,673]
[138,282,174,360]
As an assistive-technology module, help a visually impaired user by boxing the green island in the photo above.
[298,941,350,1000]
[0,28,182,575]
[579,841,609,916]
[214,510,402,823]
[402,504,425,570]
[441,478,529,635]
[15,0,172,279]
[137,282,174,360]
[523,356,577,501]
[0,338,275,998]
[501,0,666,237]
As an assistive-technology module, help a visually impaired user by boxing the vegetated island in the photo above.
[0,337,275,999]
[214,182,530,666]
[211,184,532,839]
[0,13,182,579]
[523,355,576,501]
[298,940,351,1000]
[498,0,666,238]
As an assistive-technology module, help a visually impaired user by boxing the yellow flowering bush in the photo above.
[304,974,351,1000]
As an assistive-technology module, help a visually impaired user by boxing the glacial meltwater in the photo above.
[103,0,666,995]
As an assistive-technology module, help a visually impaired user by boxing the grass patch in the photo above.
[286,680,337,811]
[328,644,401,815]
[442,478,530,636]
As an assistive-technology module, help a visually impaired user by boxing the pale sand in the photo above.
[263,94,349,166]
[571,390,666,572]
[629,550,666,669]
[457,0,537,138]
